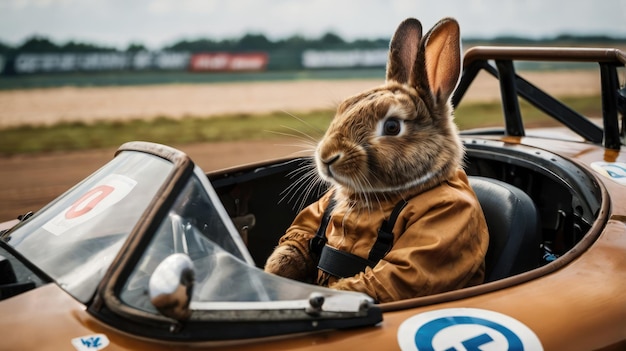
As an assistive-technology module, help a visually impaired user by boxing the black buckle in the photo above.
[309,236,327,257]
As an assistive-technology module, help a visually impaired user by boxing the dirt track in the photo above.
[0,70,602,222]
[0,140,301,222]
[0,71,601,128]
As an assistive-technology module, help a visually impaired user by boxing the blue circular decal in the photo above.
[591,161,626,186]
[397,308,543,351]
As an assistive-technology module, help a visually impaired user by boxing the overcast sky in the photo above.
[1,0,625,50]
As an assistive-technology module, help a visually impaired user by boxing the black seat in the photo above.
[469,176,542,282]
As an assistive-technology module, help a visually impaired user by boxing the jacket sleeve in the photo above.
[329,186,488,303]
[266,192,331,280]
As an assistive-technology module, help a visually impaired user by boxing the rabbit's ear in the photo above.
[420,18,461,103]
[385,18,422,85]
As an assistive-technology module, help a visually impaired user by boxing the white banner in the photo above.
[302,49,388,68]
[13,51,191,73]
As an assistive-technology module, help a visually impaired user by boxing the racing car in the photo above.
[0,46,625,350]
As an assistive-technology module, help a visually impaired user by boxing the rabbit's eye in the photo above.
[383,118,402,136]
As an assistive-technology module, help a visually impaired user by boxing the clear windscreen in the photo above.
[121,167,372,316]
[5,151,173,302]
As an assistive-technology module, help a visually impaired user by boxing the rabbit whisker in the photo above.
[280,109,327,136]
[274,125,320,144]
[264,129,318,147]
[280,159,328,212]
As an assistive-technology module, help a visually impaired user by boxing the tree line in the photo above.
[0,32,387,55]
[1,32,624,55]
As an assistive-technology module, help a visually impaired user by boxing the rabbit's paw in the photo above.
[264,245,310,281]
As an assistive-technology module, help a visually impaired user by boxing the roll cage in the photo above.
[452,46,626,149]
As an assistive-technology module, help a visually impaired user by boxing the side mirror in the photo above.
[149,253,195,320]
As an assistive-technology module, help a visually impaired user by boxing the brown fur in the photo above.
[265,17,465,284]
[315,17,463,210]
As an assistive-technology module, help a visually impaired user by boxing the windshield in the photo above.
[4,151,173,302]
[121,166,374,318]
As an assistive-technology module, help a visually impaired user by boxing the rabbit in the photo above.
[264,17,489,303]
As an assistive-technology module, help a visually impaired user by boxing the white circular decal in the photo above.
[43,174,136,236]
[397,308,543,351]
[591,161,626,186]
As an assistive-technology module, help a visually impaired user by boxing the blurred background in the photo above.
[0,0,625,221]
[1,0,625,85]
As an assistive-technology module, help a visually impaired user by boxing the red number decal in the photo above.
[65,185,114,219]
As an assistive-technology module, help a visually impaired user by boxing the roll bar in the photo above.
[452,46,626,150]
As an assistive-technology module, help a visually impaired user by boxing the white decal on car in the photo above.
[43,174,136,235]
[591,161,626,186]
[71,333,110,351]
[397,308,543,351]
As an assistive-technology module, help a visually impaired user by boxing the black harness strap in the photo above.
[318,245,375,278]
[369,199,408,262]
[309,197,336,257]
[310,196,408,279]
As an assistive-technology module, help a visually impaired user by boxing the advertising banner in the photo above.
[302,49,387,69]
[189,53,268,72]
[12,51,191,74]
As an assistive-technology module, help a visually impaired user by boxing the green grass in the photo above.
[454,94,602,130]
[0,110,333,155]
[0,95,602,156]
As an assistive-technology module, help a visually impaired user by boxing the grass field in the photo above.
[0,68,612,222]
[0,65,611,155]
[0,94,602,155]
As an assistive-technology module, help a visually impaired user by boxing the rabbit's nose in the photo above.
[322,154,341,166]
[319,153,341,179]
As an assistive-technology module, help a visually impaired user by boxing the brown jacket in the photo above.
[278,169,489,303]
